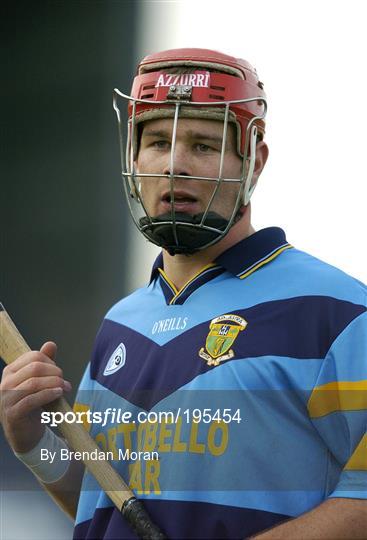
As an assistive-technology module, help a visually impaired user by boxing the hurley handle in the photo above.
[0,304,167,539]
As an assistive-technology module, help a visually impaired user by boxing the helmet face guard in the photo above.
[113,49,267,255]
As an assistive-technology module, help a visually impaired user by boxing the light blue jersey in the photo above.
[74,228,367,539]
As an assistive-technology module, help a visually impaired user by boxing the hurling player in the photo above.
[1,48,366,539]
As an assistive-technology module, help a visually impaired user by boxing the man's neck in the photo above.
[162,210,254,291]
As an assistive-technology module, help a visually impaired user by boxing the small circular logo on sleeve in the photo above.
[103,343,126,376]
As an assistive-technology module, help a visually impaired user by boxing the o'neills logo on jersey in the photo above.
[199,314,247,366]
[155,71,210,88]
[103,343,126,376]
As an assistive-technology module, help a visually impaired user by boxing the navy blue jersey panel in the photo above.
[90,296,365,409]
[74,507,115,540]
[73,500,290,539]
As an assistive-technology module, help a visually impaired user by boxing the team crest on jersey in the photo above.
[103,343,126,376]
[199,314,247,366]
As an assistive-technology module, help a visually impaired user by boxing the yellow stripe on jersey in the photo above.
[344,433,367,471]
[159,264,220,304]
[165,263,219,305]
[308,380,367,418]
[238,245,293,280]
[158,268,179,295]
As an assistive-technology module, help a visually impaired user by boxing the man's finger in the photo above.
[9,387,64,419]
[40,341,57,362]
[1,361,64,391]
[2,351,56,375]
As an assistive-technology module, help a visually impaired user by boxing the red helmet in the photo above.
[113,48,267,255]
[128,47,266,156]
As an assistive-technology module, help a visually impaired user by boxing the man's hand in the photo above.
[0,342,83,520]
[0,342,71,453]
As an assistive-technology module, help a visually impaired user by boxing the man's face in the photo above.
[135,117,244,221]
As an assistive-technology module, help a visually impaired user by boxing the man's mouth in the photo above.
[160,190,199,212]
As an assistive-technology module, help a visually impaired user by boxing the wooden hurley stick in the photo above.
[0,304,166,540]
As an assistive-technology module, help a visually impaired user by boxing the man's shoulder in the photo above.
[279,246,367,305]
[103,283,153,325]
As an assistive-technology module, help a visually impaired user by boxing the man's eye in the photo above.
[195,143,214,153]
[153,140,170,150]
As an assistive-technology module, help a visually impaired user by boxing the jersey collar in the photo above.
[215,226,291,279]
[150,227,292,304]
[150,227,290,281]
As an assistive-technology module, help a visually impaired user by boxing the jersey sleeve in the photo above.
[307,307,367,499]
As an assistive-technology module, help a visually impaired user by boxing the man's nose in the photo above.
[162,144,192,177]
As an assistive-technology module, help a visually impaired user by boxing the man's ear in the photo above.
[253,140,269,180]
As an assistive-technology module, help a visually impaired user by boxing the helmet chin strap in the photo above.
[139,211,243,255]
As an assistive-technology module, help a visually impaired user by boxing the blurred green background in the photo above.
[1,2,139,538]
[2,0,138,386]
